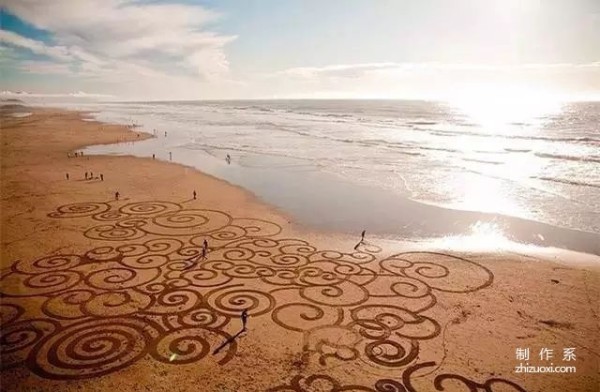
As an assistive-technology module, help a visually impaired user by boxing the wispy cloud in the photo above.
[281,61,600,80]
[0,29,71,61]
[1,0,237,94]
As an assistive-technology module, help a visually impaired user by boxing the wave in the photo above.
[406,120,438,126]
[415,126,600,145]
[462,157,503,165]
[534,152,600,164]
[533,176,600,189]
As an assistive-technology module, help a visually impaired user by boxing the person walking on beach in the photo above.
[85,172,88,180]
[100,174,104,181]
[193,190,197,200]
[241,309,249,331]
[152,154,155,159]
[75,152,78,158]
[90,171,93,179]
[203,239,208,252]
[354,229,366,250]
[115,191,120,201]
[226,154,231,164]
[66,173,69,180]
[164,131,167,137]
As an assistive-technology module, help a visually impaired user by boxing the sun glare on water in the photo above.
[443,85,564,218]
[451,85,564,131]
[432,221,514,251]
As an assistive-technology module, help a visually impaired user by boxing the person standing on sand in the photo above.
[85,172,88,180]
[75,152,78,158]
[193,190,197,200]
[115,191,120,201]
[169,152,172,161]
[100,174,104,181]
[90,171,93,179]
[66,173,69,180]
[361,230,366,241]
[241,309,249,331]
[226,154,231,164]
[203,239,208,252]
[152,154,155,159]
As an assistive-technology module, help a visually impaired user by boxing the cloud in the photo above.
[0,29,71,61]
[1,90,114,98]
[1,0,236,89]
[18,60,72,75]
[266,61,600,100]
[280,61,600,80]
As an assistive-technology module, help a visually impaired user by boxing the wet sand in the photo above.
[1,107,599,391]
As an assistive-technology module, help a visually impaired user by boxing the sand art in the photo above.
[1,200,525,390]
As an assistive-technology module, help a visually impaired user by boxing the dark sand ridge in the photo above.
[1,107,599,391]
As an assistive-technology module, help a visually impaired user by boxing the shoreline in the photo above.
[1,106,599,391]
[78,105,600,256]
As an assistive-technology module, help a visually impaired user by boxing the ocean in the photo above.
[60,99,599,253]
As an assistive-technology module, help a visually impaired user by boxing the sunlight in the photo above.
[432,221,514,251]
[451,85,564,131]
[452,174,524,217]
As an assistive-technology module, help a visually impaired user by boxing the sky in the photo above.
[0,0,599,101]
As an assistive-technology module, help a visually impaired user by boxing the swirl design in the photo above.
[47,202,110,218]
[31,317,158,380]
[0,200,519,389]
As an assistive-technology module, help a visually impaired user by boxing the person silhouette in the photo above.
[241,309,249,331]
[193,190,197,200]
[361,230,366,241]
[66,173,69,180]
[100,174,104,181]
[85,172,88,180]
[115,191,120,201]
[203,239,208,251]
[152,154,155,159]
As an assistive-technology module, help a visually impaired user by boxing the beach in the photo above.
[1,107,599,391]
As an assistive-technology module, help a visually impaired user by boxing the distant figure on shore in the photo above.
[354,229,366,250]
[203,239,208,251]
[169,152,172,161]
[90,171,93,179]
[200,246,206,261]
[115,191,120,201]
[75,152,78,158]
[193,190,197,200]
[100,174,104,181]
[226,154,231,164]
[152,154,155,159]
[81,151,84,157]
[164,131,167,137]
[241,309,249,331]
[85,172,88,180]
[66,173,69,180]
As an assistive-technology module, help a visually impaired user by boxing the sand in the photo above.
[1,107,599,392]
